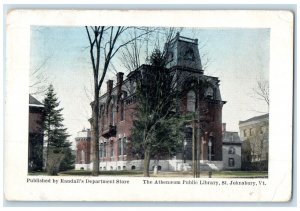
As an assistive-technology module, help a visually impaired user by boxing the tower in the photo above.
[75,128,91,170]
[165,32,226,163]
[165,32,203,72]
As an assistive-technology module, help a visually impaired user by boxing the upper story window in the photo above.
[120,100,125,121]
[110,103,116,126]
[250,128,255,136]
[184,48,195,61]
[205,87,214,99]
[120,92,127,121]
[260,126,266,134]
[243,129,247,137]
[228,147,236,154]
[187,90,196,112]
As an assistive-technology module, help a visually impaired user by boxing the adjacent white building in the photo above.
[222,123,242,170]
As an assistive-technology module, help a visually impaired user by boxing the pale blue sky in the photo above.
[30,26,269,145]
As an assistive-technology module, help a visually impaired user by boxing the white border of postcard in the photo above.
[4,10,293,202]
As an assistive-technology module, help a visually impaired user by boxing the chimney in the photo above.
[117,72,124,85]
[176,32,180,40]
[222,123,226,133]
[107,80,113,94]
[116,72,124,109]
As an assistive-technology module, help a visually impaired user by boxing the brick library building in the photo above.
[75,33,227,172]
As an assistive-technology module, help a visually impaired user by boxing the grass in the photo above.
[209,171,268,178]
[58,170,143,176]
[28,170,268,178]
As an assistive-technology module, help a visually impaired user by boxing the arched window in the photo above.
[110,141,114,157]
[207,137,215,161]
[118,138,122,156]
[120,92,127,121]
[250,128,255,136]
[110,104,115,125]
[120,100,125,121]
[122,137,127,155]
[187,90,196,112]
[228,147,236,154]
[205,87,214,99]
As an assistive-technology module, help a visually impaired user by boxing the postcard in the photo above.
[4,10,293,202]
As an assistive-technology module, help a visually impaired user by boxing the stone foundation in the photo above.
[76,160,224,171]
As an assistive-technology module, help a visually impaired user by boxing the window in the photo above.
[250,128,255,136]
[260,126,266,134]
[118,138,122,156]
[228,158,235,167]
[100,143,103,158]
[120,100,125,121]
[123,137,127,155]
[205,87,214,99]
[184,48,195,61]
[110,105,113,124]
[228,147,235,154]
[131,165,136,170]
[187,90,196,112]
[120,92,127,121]
[243,129,247,137]
[207,138,215,161]
[110,142,114,157]
[103,142,106,157]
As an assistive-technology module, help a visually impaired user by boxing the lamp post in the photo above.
[192,119,202,178]
[192,122,197,178]
[208,136,212,178]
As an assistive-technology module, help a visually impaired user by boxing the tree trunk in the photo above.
[92,91,100,176]
[143,144,151,177]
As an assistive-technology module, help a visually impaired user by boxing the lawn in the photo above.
[28,170,268,178]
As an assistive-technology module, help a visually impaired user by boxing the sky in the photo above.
[30,26,270,148]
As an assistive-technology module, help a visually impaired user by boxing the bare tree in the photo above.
[30,56,50,96]
[253,79,269,109]
[85,26,150,176]
[242,122,269,171]
[119,27,182,73]
[118,27,182,96]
